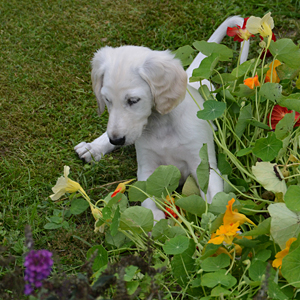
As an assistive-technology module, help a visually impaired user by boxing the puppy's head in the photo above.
[91,46,187,146]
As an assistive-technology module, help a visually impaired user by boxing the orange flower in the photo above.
[265,60,281,83]
[164,195,179,219]
[111,179,134,197]
[272,237,297,269]
[244,75,260,89]
[224,198,256,226]
[208,222,240,245]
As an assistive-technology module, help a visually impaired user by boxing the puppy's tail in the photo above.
[186,16,249,86]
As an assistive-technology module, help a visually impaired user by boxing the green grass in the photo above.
[1,0,300,282]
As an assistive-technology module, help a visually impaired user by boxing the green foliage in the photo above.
[2,1,300,299]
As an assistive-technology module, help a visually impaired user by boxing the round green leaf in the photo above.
[146,165,181,198]
[278,93,300,112]
[163,235,190,255]
[105,231,128,248]
[252,132,283,161]
[126,281,139,296]
[201,269,237,288]
[119,206,153,234]
[268,203,300,249]
[191,53,220,81]
[182,175,200,196]
[171,239,196,287]
[124,265,138,282]
[209,192,238,214]
[234,84,255,97]
[217,153,232,175]
[201,253,230,272]
[176,195,206,217]
[259,82,282,102]
[236,147,253,157]
[174,45,194,67]
[231,59,256,78]
[128,181,148,202]
[193,40,233,61]
[70,198,90,215]
[268,280,290,300]
[253,249,272,262]
[275,112,295,140]
[282,245,300,288]
[248,260,267,282]
[269,39,300,68]
[210,286,231,297]
[152,219,169,241]
[285,185,300,212]
[87,245,108,272]
[197,100,226,120]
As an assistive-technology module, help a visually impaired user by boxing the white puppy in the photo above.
[75,16,249,221]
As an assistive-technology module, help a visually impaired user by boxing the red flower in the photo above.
[269,105,300,129]
[227,18,254,42]
[111,179,134,197]
[164,195,179,219]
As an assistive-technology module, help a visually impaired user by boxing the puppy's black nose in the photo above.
[109,136,126,146]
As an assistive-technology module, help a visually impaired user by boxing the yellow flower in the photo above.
[265,59,281,83]
[244,75,260,89]
[208,222,240,245]
[246,12,274,48]
[223,198,256,226]
[111,179,135,197]
[90,205,103,220]
[272,237,297,269]
[50,166,82,200]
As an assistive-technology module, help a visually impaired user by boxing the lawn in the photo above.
[1,0,300,299]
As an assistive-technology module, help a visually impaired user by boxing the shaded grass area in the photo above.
[1,0,300,271]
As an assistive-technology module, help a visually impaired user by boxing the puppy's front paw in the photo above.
[74,142,102,163]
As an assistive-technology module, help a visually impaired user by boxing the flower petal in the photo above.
[246,16,262,34]
[261,12,274,30]
[208,235,225,245]
[64,165,70,178]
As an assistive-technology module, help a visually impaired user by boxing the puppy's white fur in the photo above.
[75,16,249,221]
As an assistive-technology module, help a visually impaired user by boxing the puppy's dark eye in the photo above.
[104,97,110,103]
[128,97,141,106]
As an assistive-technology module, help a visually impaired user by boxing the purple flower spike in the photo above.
[24,249,53,295]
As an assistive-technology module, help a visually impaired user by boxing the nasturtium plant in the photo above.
[252,132,283,161]
[47,12,300,300]
[196,100,226,120]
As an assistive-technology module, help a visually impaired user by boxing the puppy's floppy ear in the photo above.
[139,50,187,115]
[91,47,110,115]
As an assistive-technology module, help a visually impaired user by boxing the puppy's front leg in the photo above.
[74,132,116,162]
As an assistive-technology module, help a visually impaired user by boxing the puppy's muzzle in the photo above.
[109,136,126,146]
